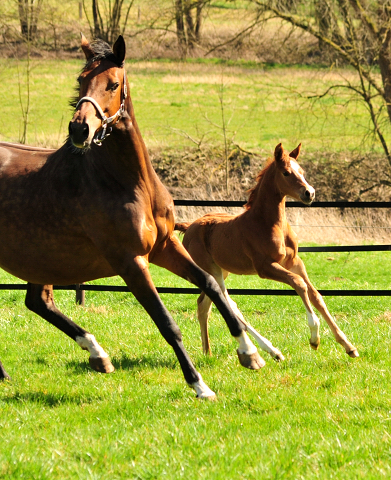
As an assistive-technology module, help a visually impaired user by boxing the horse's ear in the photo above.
[80,33,94,60]
[113,35,126,65]
[274,143,284,161]
[289,143,302,159]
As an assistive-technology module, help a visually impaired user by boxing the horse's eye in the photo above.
[283,171,290,177]
[110,82,119,91]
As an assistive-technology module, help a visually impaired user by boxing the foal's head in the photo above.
[273,143,315,205]
[68,34,128,150]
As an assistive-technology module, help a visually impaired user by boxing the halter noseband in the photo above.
[75,67,128,146]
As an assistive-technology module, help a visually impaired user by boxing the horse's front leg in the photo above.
[290,257,359,358]
[25,283,115,373]
[152,235,265,370]
[113,255,216,399]
[0,360,10,380]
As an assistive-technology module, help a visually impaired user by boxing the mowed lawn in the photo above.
[0,57,388,154]
[0,251,391,479]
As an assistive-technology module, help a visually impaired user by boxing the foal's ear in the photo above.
[80,33,94,60]
[289,143,302,159]
[113,35,126,65]
[274,143,284,161]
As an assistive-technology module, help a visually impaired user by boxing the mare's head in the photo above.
[68,34,128,150]
[272,143,315,205]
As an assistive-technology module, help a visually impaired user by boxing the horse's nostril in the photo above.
[305,190,310,197]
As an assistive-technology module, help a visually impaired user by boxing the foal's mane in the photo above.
[244,156,275,211]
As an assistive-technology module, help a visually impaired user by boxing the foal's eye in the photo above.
[110,82,119,91]
[283,171,290,177]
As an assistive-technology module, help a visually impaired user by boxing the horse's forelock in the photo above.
[84,39,123,69]
[69,39,123,110]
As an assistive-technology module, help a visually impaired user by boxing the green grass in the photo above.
[0,58,387,155]
[1,251,391,478]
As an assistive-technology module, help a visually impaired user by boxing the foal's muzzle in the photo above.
[300,187,315,205]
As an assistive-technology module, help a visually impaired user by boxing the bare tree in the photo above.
[83,0,134,44]
[233,0,391,190]
[18,0,43,41]
[175,0,208,56]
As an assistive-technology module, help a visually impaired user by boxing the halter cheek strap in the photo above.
[75,67,128,146]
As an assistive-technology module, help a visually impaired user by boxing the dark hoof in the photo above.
[0,373,11,381]
[89,356,115,373]
[237,350,265,370]
[310,341,320,350]
[347,349,359,358]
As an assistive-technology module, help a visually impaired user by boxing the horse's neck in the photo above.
[103,117,153,177]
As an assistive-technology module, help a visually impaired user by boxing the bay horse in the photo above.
[175,143,359,359]
[0,35,266,399]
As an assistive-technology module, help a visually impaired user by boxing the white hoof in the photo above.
[191,376,216,400]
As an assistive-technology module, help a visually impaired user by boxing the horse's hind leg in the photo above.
[152,236,265,370]
[25,283,115,373]
[290,258,358,357]
[0,360,10,380]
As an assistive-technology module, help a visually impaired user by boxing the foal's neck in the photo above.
[249,164,287,226]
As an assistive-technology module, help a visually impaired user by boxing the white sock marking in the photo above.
[76,333,109,359]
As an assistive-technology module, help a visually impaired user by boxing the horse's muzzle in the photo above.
[68,121,90,149]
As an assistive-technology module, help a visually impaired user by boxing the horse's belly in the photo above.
[0,228,116,285]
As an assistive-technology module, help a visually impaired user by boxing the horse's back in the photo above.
[0,142,54,174]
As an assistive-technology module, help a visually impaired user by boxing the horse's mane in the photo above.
[244,156,275,210]
[69,39,122,110]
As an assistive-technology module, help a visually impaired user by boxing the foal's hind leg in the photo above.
[152,236,265,370]
[25,283,115,373]
[197,292,213,355]
[290,258,358,357]
[217,270,285,361]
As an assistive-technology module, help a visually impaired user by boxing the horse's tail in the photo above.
[174,222,191,234]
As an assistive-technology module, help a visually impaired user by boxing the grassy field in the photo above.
[1,251,391,479]
[0,57,387,155]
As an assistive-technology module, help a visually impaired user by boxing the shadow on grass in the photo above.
[1,390,102,407]
[65,353,179,374]
[111,352,179,371]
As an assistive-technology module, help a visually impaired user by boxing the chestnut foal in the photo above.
[176,143,359,360]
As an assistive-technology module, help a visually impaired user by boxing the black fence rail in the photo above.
[0,201,390,303]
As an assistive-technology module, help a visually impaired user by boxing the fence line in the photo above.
[0,201,390,303]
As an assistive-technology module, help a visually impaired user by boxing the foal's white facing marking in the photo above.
[76,333,109,359]
[291,160,315,194]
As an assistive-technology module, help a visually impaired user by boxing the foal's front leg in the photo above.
[255,261,322,350]
[25,283,115,373]
[152,235,265,370]
[290,257,358,357]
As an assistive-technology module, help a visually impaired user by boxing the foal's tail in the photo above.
[174,222,191,233]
